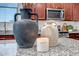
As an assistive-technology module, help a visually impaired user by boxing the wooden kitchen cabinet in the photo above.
[22,3,46,20]
[48,3,55,8]
[46,3,64,9]
[46,3,74,21]
[35,3,46,20]
[64,3,73,21]
[34,3,64,20]
[46,3,51,8]
[22,3,79,21]
[52,3,64,9]
[73,4,79,21]
[69,33,79,40]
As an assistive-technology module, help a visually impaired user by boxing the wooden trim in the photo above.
[0,35,15,40]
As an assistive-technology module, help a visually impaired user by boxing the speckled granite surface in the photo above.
[16,38,79,56]
[1,38,79,56]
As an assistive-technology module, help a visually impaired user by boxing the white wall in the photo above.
[38,20,79,30]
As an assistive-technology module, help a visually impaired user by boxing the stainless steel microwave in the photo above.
[46,8,64,20]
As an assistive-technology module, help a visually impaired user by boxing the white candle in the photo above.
[36,37,49,52]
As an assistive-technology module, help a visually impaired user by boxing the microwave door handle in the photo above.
[62,11,64,18]
[61,11,64,18]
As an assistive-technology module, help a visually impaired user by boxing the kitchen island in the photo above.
[1,38,79,56]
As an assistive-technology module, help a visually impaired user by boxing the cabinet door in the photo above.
[47,3,59,8]
[55,3,64,9]
[73,4,79,21]
[46,3,51,8]
[22,3,46,20]
[52,3,60,8]
[35,3,46,20]
[64,3,73,21]
[49,3,64,9]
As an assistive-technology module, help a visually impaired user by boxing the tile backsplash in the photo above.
[38,20,79,31]
[0,20,79,35]
[0,21,79,31]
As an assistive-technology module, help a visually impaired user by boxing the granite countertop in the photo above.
[2,38,79,56]
[69,30,79,33]
[0,37,79,56]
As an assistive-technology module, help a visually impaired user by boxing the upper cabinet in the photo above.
[64,3,73,21]
[47,3,73,21]
[35,3,46,20]
[46,3,79,21]
[46,3,51,8]
[46,3,64,9]
[52,3,64,9]
[22,3,46,20]
[73,4,79,21]
[22,3,79,21]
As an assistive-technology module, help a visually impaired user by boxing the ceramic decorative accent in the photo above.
[13,8,38,48]
[41,22,59,47]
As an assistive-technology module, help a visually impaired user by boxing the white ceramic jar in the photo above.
[41,22,59,47]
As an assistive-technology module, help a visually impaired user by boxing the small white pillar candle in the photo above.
[36,37,49,52]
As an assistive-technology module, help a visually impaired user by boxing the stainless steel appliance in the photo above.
[46,8,64,20]
[13,8,38,48]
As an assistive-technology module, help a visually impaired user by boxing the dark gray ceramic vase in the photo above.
[13,8,38,48]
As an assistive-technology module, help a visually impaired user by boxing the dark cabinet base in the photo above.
[69,33,79,40]
[0,35,15,40]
